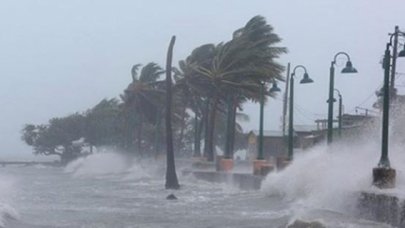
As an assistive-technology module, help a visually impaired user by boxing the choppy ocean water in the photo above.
[0,150,396,228]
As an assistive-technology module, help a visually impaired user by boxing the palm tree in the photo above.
[181,15,287,161]
[120,62,165,156]
[173,56,211,157]
[165,36,180,189]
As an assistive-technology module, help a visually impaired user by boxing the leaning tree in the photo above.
[21,113,87,164]
[180,15,287,161]
[120,62,165,156]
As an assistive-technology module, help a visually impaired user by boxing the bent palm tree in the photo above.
[120,62,165,156]
[181,15,287,161]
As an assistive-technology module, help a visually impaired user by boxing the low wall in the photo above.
[183,170,263,190]
[358,191,405,227]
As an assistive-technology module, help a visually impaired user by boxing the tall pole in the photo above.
[288,76,294,160]
[379,44,391,168]
[390,26,399,91]
[282,63,291,137]
[338,94,342,138]
[327,62,335,144]
[257,83,265,160]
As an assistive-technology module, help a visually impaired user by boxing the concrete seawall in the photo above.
[184,170,405,226]
[183,170,263,190]
[358,191,405,227]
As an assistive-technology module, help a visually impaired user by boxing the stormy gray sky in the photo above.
[0,0,404,159]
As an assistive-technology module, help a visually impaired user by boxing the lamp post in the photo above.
[326,89,343,138]
[288,65,314,161]
[254,81,280,175]
[390,26,405,92]
[334,89,343,138]
[372,26,405,188]
[372,43,396,188]
[380,44,392,169]
[257,82,265,161]
[327,52,357,144]
[257,82,281,160]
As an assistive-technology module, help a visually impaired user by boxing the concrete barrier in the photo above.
[183,170,263,190]
[358,191,405,227]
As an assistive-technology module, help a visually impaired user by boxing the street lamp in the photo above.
[254,81,280,175]
[326,89,343,138]
[379,44,392,169]
[372,43,396,188]
[288,65,314,160]
[372,27,405,188]
[327,52,357,144]
[257,81,281,160]
[334,89,343,138]
[270,81,282,93]
[398,44,405,57]
[388,26,405,91]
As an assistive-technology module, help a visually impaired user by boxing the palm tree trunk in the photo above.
[165,36,180,189]
[137,115,143,157]
[177,106,187,153]
[197,116,204,154]
[154,111,162,159]
[193,113,201,157]
[224,95,233,159]
[124,110,131,152]
[206,95,219,161]
[229,99,237,157]
[203,99,210,159]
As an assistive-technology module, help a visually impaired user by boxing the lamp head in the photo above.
[300,72,314,84]
[269,82,281,93]
[398,44,405,57]
[341,61,358,73]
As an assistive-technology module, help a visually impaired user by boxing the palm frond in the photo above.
[139,62,164,83]
[131,64,142,82]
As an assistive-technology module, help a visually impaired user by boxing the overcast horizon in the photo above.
[1,0,404,159]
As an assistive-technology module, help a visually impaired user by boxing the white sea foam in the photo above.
[33,164,47,169]
[64,151,152,180]
[122,162,151,180]
[65,152,130,178]
[0,174,19,227]
[261,136,405,218]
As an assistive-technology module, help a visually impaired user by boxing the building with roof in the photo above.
[246,129,317,162]
[246,110,379,163]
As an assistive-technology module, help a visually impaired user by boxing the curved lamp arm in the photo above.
[334,88,342,99]
[333,52,351,64]
[291,65,308,77]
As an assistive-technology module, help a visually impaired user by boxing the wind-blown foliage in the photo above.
[84,98,123,149]
[120,62,165,155]
[21,15,286,168]
[176,15,287,161]
[21,113,87,164]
